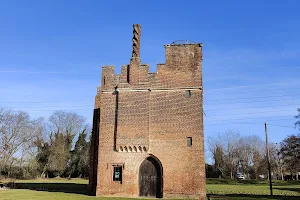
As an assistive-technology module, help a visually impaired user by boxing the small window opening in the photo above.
[185,90,191,98]
[187,137,192,147]
[113,166,122,182]
[103,76,106,85]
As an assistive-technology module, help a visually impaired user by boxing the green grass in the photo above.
[0,190,93,200]
[0,190,160,200]
[0,178,299,200]
[207,178,300,200]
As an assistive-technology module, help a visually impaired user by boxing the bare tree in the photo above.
[208,130,241,178]
[208,130,266,179]
[48,111,86,135]
[37,110,88,177]
[294,108,300,130]
[0,108,43,177]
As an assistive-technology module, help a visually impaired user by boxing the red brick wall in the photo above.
[91,43,206,199]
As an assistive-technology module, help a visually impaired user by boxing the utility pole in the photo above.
[265,122,273,196]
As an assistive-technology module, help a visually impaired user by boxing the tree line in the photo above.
[0,108,91,179]
[206,109,300,180]
[1,107,299,180]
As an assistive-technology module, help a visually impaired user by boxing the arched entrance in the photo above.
[139,156,163,198]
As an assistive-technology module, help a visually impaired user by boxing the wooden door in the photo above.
[139,158,161,197]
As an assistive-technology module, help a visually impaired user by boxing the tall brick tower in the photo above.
[89,24,206,199]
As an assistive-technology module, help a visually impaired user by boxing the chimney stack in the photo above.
[132,24,141,58]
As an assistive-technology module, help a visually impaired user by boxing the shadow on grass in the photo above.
[206,179,267,185]
[273,181,300,186]
[208,194,300,200]
[207,178,300,186]
[5,182,89,195]
[274,187,300,193]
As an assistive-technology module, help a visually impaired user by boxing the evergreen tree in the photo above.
[68,129,90,178]
[280,134,300,178]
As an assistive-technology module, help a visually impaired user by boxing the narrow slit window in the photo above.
[187,137,192,147]
[113,166,122,182]
[127,66,130,83]
[185,90,191,98]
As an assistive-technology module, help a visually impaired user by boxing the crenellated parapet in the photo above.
[97,24,203,96]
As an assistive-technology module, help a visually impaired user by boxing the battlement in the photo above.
[99,25,203,91]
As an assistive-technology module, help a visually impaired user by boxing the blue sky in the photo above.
[1,0,300,159]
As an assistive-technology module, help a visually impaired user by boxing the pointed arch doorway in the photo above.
[139,156,163,198]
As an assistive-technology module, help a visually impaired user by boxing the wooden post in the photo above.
[265,122,273,196]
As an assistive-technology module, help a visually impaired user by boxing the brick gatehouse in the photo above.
[89,24,206,199]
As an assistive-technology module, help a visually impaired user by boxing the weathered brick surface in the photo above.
[90,25,205,199]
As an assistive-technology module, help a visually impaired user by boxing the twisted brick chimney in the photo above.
[132,24,141,58]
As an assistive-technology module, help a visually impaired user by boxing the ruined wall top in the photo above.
[98,25,203,92]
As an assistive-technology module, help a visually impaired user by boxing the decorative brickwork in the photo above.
[90,24,206,199]
[132,24,141,58]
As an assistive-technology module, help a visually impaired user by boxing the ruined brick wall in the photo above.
[90,25,205,199]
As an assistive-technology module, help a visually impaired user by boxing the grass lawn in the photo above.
[207,179,300,200]
[0,178,299,200]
